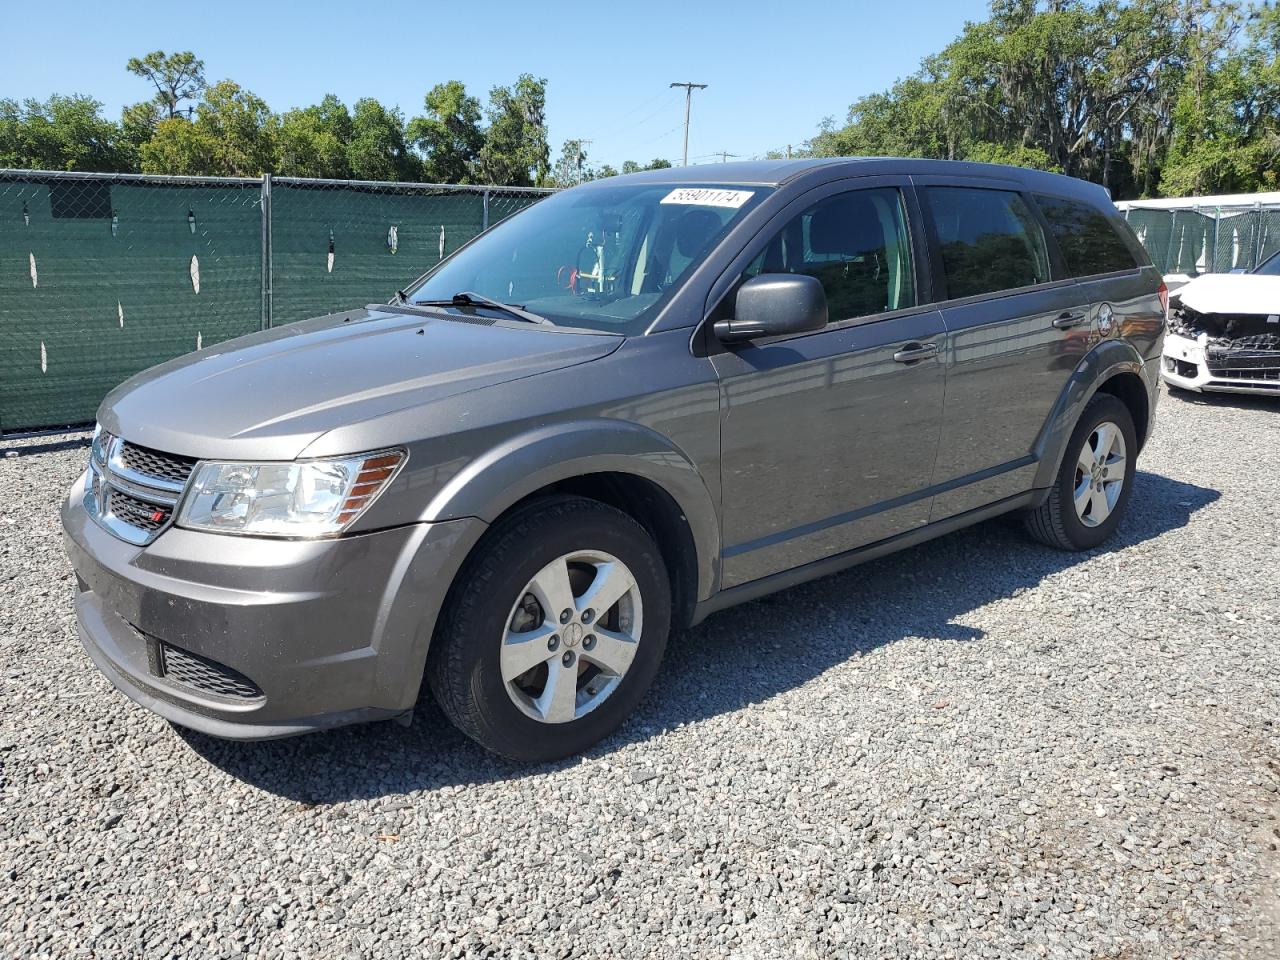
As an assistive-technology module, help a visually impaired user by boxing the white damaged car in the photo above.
[1162,251,1280,395]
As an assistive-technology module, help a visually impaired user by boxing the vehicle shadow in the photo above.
[179,469,1219,803]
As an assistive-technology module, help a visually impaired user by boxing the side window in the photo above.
[1035,195,1140,277]
[744,188,916,321]
[923,187,1051,299]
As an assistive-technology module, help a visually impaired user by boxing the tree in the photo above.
[805,0,1242,199]
[1162,2,1280,194]
[408,81,484,183]
[346,98,419,181]
[477,74,550,187]
[125,50,206,120]
[621,158,672,174]
[0,94,130,171]
[140,80,278,176]
[552,138,592,186]
[278,95,353,178]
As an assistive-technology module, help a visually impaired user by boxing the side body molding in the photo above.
[1031,338,1156,493]
[421,419,722,602]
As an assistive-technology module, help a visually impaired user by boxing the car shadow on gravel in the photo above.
[179,469,1219,803]
[1165,387,1280,411]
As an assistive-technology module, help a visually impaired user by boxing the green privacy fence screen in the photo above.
[0,170,550,432]
[1115,197,1280,276]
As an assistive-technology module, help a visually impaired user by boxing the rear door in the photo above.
[710,178,946,588]
[915,178,1089,520]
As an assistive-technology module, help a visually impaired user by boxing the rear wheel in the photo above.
[1024,393,1136,551]
[428,496,671,762]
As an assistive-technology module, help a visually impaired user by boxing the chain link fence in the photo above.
[1116,196,1280,276]
[0,170,550,432]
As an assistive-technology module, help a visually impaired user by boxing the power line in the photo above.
[669,82,708,167]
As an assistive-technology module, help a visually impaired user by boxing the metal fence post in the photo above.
[261,173,273,330]
[1254,202,1263,270]
[482,188,490,232]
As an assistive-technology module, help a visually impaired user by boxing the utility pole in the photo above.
[716,151,739,164]
[669,82,708,166]
[573,139,593,181]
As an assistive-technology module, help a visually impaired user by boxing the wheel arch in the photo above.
[1032,340,1154,492]
[421,419,720,623]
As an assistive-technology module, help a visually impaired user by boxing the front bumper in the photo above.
[1161,332,1280,395]
[61,471,486,739]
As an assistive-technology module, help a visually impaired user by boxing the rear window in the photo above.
[1035,195,1139,277]
[923,187,1051,299]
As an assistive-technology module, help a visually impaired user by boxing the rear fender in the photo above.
[1032,338,1153,492]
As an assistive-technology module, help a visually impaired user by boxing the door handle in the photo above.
[1052,311,1089,330]
[892,342,939,364]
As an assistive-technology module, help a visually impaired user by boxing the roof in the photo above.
[601,157,1110,203]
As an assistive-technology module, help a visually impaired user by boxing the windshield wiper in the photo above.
[411,291,552,326]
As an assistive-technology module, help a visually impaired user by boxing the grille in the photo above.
[1213,368,1280,382]
[119,442,198,485]
[107,489,172,531]
[156,640,264,701]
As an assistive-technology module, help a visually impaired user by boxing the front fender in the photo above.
[1032,338,1155,492]
[422,419,721,601]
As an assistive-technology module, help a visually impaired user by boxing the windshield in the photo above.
[407,182,771,334]
[1254,251,1280,276]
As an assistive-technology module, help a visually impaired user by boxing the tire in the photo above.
[1024,393,1137,551]
[427,495,671,762]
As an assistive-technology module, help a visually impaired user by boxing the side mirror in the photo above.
[713,274,828,343]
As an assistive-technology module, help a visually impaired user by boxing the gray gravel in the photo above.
[2,386,1278,960]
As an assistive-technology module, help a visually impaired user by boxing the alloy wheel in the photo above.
[1073,420,1127,528]
[500,550,643,724]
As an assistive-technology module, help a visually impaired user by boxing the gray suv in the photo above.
[62,159,1165,761]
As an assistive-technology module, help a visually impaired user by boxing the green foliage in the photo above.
[477,74,551,187]
[800,0,1276,199]
[408,81,484,183]
[278,95,353,179]
[0,95,132,171]
[1162,2,1280,194]
[140,80,278,176]
[125,51,206,120]
[346,98,419,182]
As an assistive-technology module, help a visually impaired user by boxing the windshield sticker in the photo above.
[660,188,754,209]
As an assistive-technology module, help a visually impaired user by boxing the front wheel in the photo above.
[1024,393,1137,551]
[427,496,671,762]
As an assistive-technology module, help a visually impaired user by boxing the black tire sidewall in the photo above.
[1055,394,1137,550]
[440,499,671,762]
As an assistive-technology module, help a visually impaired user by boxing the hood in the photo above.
[1176,274,1280,316]
[100,308,622,460]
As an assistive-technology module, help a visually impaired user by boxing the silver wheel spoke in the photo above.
[578,561,634,617]
[583,627,638,677]
[1094,423,1116,461]
[1074,476,1093,515]
[1077,445,1095,475]
[1089,488,1111,523]
[535,659,579,723]
[527,557,575,621]
[500,624,558,682]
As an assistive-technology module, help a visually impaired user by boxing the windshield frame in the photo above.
[400,180,774,336]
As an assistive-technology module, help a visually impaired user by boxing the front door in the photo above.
[712,184,946,588]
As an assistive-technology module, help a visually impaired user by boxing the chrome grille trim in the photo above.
[85,435,193,545]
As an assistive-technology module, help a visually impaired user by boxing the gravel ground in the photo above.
[1,385,1278,960]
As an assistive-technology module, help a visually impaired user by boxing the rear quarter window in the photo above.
[1035,195,1139,277]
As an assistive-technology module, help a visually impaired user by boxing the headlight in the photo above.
[176,450,404,538]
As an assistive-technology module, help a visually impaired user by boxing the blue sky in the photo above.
[3,0,992,170]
